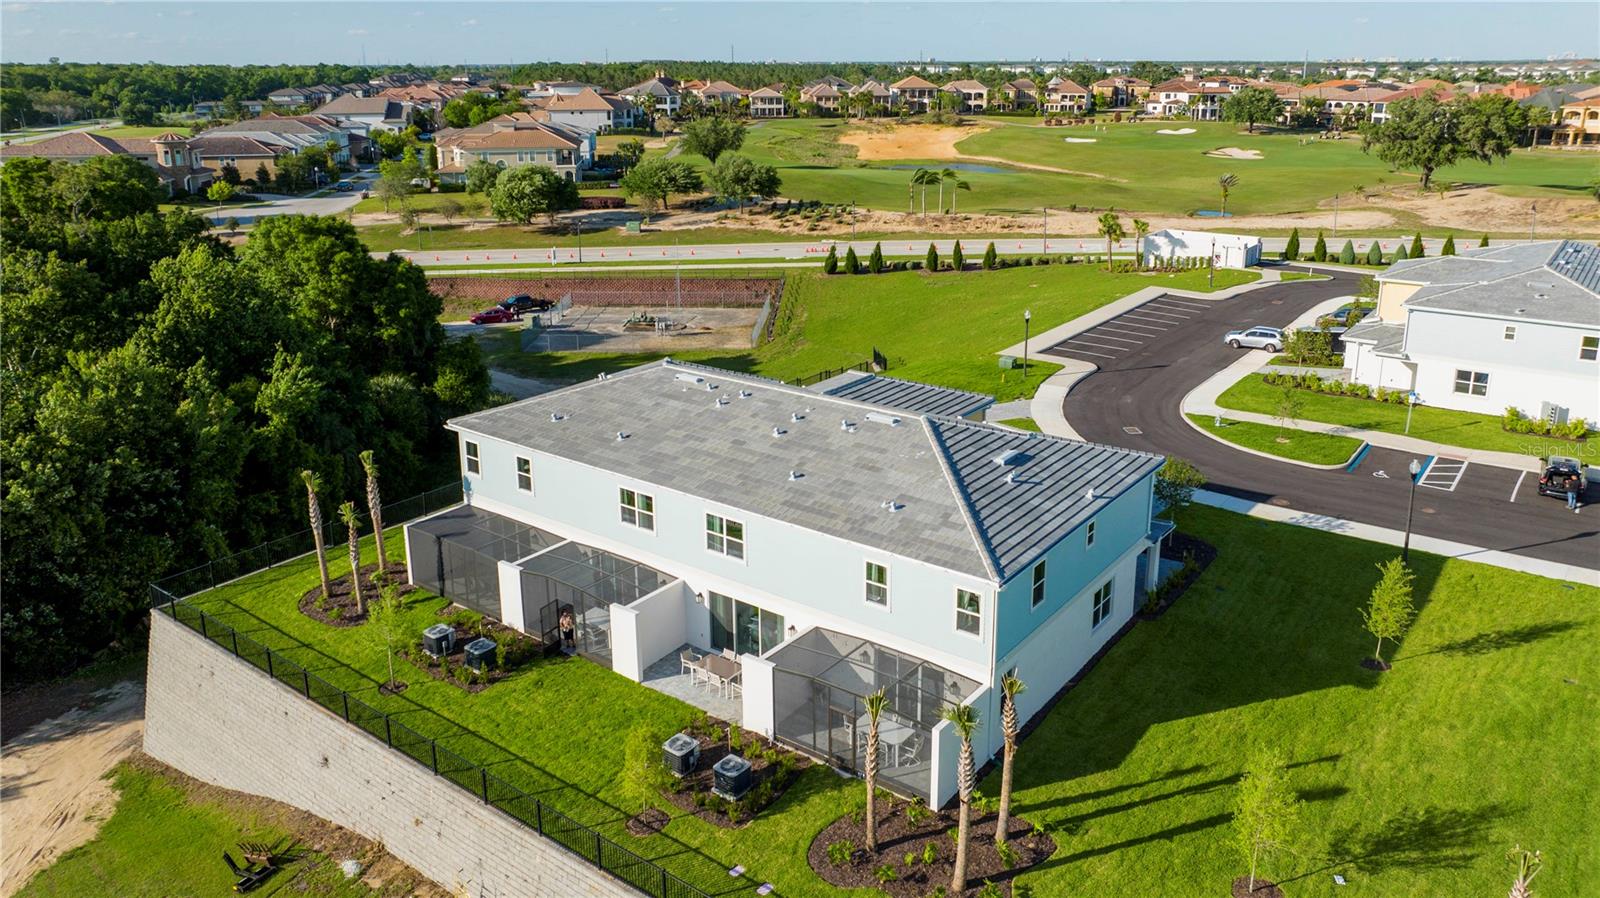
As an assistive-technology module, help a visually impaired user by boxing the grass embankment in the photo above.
[1187,414,1364,466]
[1216,374,1558,456]
[16,762,412,898]
[480,264,1258,402]
[998,417,1043,432]
[180,507,1600,897]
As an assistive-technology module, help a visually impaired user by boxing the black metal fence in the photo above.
[152,598,709,898]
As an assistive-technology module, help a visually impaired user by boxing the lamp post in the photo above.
[1332,192,1339,237]
[1402,458,1421,562]
[1041,206,1048,254]
[1023,309,1031,371]
[574,220,582,264]
[1404,391,1418,434]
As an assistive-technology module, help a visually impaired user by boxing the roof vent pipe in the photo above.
[550,412,564,422]
[772,426,786,437]
[1085,487,1096,500]
[792,412,803,422]
[789,470,803,481]
[616,431,629,441]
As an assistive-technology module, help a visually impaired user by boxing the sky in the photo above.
[2,1,1596,66]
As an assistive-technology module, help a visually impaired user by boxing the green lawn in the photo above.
[479,264,1258,403]
[998,417,1042,433]
[17,763,396,898]
[1187,414,1365,466]
[177,506,1599,897]
[360,224,970,254]
[1215,374,1563,457]
[353,191,493,217]
[729,119,1598,217]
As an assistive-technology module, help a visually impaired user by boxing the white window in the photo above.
[1453,369,1489,397]
[865,562,889,606]
[1031,560,1047,607]
[1581,336,1599,361]
[619,488,655,531]
[1086,519,1097,548]
[955,589,982,636]
[464,440,481,475]
[705,513,745,560]
[1503,326,1517,341]
[1091,580,1114,629]
[515,456,532,493]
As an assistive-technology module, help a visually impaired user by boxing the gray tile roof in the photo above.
[449,360,1161,581]
[810,372,993,418]
[1341,321,1407,355]
[1381,240,1599,327]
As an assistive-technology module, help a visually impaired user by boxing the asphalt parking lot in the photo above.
[1039,296,1214,363]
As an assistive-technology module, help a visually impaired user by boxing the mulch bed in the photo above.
[395,606,542,694]
[1138,530,1217,620]
[1360,657,1392,672]
[657,718,810,829]
[808,801,1056,898]
[1231,876,1286,898]
[624,807,670,837]
[298,561,411,627]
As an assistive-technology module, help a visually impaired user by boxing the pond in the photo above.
[1193,210,1234,218]
[881,163,1015,175]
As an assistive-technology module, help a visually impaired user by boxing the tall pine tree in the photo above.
[1312,231,1328,262]
[1282,228,1300,262]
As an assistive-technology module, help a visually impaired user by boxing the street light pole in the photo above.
[1332,193,1339,237]
[1023,309,1031,372]
[1208,237,1216,289]
[1041,207,1048,254]
[574,221,582,263]
[1402,458,1421,562]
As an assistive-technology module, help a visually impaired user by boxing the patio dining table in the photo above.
[703,653,741,697]
[857,713,915,766]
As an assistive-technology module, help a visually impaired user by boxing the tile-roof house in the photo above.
[413,359,1170,807]
[312,95,412,134]
[849,79,893,111]
[889,75,939,111]
[942,80,990,113]
[185,134,291,178]
[1043,78,1090,114]
[748,86,787,119]
[695,80,748,105]
[434,114,592,182]
[197,114,353,162]
[619,76,681,116]
[1000,79,1038,108]
[0,130,214,195]
[1343,240,1600,422]
[798,81,844,113]
[541,87,634,133]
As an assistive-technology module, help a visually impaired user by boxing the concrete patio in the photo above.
[641,644,742,724]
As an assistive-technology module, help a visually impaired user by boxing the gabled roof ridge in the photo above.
[1541,239,1597,294]
[922,418,1003,581]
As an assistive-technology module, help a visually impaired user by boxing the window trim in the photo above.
[1090,579,1114,630]
[464,440,481,476]
[1030,559,1048,609]
[864,560,891,609]
[515,456,533,493]
[1452,368,1489,397]
[704,512,746,562]
[1503,325,1517,342]
[619,487,656,532]
[1086,519,1097,549]
[955,588,982,638]
[1581,335,1599,362]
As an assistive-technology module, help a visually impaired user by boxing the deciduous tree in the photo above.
[1233,747,1302,895]
[1362,557,1415,668]
[489,165,579,226]
[1222,86,1284,133]
[680,116,746,163]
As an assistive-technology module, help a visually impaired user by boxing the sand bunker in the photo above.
[840,124,985,161]
[1063,137,1098,144]
[1206,147,1263,160]
[1156,127,1197,135]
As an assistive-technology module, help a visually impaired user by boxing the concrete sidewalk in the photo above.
[1196,489,1600,587]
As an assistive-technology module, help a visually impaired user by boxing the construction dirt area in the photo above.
[839,122,988,160]
[518,305,763,353]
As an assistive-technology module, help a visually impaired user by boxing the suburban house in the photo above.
[1091,76,1151,108]
[0,130,214,195]
[433,114,593,183]
[378,82,465,113]
[694,80,749,107]
[889,75,940,112]
[748,86,788,118]
[619,74,681,117]
[1042,77,1091,114]
[942,80,990,113]
[197,114,353,164]
[404,360,1171,806]
[1144,77,1244,119]
[186,134,290,178]
[1342,240,1600,424]
[539,87,636,134]
[849,79,893,112]
[312,95,412,135]
[1543,97,1600,147]
[1000,79,1038,108]
[268,84,344,108]
[798,81,843,114]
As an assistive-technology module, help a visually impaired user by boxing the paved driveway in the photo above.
[1060,271,1599,571]
[202,169,376,224]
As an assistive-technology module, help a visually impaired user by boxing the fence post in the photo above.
[430,741,438,774]
[480,769,489,803]
[535,800,543,834]
[661,869,668,898]
[384,717,392,747]
[230,630,238,655]
[341,692,350,721]
[266,650,274,679]
[199,613,208,639]
[301,670,310,697]
[594,831,602,865]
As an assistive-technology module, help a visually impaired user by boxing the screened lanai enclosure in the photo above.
[406,506,561,617]
[768,628,980,802]
[518,542,670,666]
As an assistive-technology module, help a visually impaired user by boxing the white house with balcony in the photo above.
[403,361,1171,806]
[1343,240,1600,425]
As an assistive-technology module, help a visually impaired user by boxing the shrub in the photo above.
[1441,234,1457,255]
[905,798,932,826]
[823,244,838,274]
[1282,228,1300,262]
[1338,240,1356,264]
[875,864,898,883]
[983,241,998,270]
[868,242,885,274]
[908,260,923,270]
[1410,233,1425,258]
[977,881,1002,898]
[951,240,965,271]
[827,840,857,867]
[1312,231,1328,262]
[1365,242,1383,265]
[996,839,1018,867]
[921,842,939,865]
[925,243,940,271]
[844,246,860,275]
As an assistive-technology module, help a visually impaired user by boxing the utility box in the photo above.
[712,754,752,800]
[662,733,700,777]
[998,355,1017,370]
[422,624,456,658]
[463,637,496,671]
[1541,401,1569,427]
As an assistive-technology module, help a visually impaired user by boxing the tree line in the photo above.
[0,155,493,681]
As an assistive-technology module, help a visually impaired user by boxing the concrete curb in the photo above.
[1180,412,1361,471]
[1195,489,1600,587]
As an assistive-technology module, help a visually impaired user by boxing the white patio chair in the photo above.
[680,649,706,685]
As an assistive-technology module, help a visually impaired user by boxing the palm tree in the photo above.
[1219,173,1239,216]
[339,501,366,616]
[1097,212,1124,271]
[360,449,386,579]
[863,688,889,853]
[937,167,956,213]
[941,702,981,894]
[912,168,937,220]
[1132,218,1150,270]
[302,470,331,602]
[948,176,971,214]
[994,673,1028,845]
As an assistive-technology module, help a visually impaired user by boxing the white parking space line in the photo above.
[1510,470,1527,503]
[1419,459,1469,492]
[1052,345,1117,359]
[1127,309,1187,322]
[1077,332,1143,344]
[1121,314,1180,326]
[1154,297,1209,310]
[1140,306,1195,318]
[1067,339,1132,353]
[1099,322,1168,335]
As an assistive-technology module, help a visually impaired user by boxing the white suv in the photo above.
[1223,326,1284,352]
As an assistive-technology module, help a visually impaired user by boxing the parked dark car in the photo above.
[499,294,553,314]
[1320,303,1374,327]
[470,307,520,325]
[333,181,355,192]
[1537,456,1588,499]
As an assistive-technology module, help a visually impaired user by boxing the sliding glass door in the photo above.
[709,592,785,656]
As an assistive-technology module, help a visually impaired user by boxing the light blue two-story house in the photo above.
[405,360,1170,806]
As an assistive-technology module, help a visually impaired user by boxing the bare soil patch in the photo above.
[1352,182,1600,234]
[808,801,1056,898]
[1,681,144,897]
[840,122,989,160]
[1232,876,1287,898]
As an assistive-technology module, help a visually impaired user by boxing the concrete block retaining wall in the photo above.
[142,610,638,898]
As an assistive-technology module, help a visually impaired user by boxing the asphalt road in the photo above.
[1055,270,1600,571]
[202,169,376,225]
